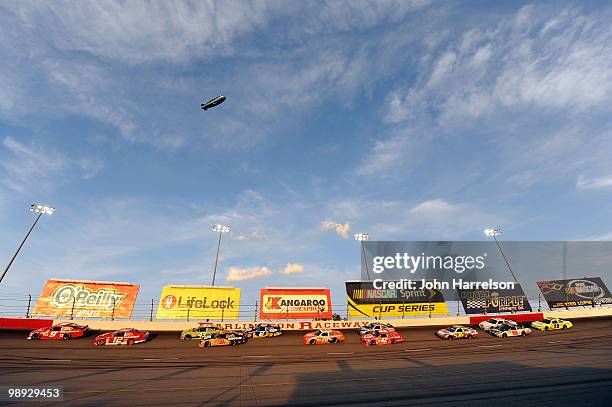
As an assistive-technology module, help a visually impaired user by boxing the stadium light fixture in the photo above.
[484,227,518,283]
[0,204,55,285]
[354,232,371,281]
[211,224,231,286]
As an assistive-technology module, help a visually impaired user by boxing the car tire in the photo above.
[183,335,191,340]
[62,333,71,340]
[31,333,40,340]
[563,325,568,329]
[502,333,507,338]
[447,336,453,340]
[96,339,106,346]
[127,339,135,345]
[330,338,337,344]
[204,341,211,347]
[309,339,316,345]
[391,339,396,344]
[544,326,549,331]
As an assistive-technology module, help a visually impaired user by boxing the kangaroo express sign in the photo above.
[259,287,332,320]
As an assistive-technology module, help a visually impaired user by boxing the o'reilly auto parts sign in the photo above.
[537,277,612,308]
[259,288,332,320]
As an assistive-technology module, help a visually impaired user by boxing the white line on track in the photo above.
[142,358,180,361]
[33,359,72,362]
[327,352,354,355]
[547,340,565,344]
[478,344,502,348]
[404,348,432,352]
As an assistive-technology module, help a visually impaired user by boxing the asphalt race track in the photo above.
[1,319,611,406]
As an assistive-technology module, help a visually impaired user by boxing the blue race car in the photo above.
[243,323,282,338]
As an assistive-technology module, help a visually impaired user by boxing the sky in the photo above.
[1,0,612,311]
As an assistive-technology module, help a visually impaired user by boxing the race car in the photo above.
[357,322,395,335]
[198,332,247,347]
[436,325,478,340]
[303,329,345,345]
[243,323,282,338]
[93,328,149,346]
[478,318,518,332]
[28,322,89,340]
[180,324,225,340]
[360,329,404,346]
[531,318,573,331]
[490,323,532,338]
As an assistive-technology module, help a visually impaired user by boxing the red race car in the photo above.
[93,328,149,346]
[361,328,403,346]
[27,322,89,340]
[303,329,345,345]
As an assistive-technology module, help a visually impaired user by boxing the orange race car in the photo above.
[303,329,345,345]
[360,328,403,346]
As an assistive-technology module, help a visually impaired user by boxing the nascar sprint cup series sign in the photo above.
[346,281,448,317]
[32,279,140,318]
[156,285,241,320]
[259,288,332,320]
[537,278,612,308]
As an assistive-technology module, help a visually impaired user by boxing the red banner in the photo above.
[259,288,332,320]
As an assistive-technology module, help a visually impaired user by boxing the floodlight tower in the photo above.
[211,224,231,286]
[0,204,55,285]
[354,233,371,281]
[484,228,518,282]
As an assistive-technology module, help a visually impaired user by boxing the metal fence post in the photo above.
[254,301,258,322]
[221,308,225,322]
[150,299,154,321]
[457,300,460,316]
[111,297,115,321]
[187,308,190,322]
[70,297,76,320]
[538,294,541,312]
[26,294,32,318]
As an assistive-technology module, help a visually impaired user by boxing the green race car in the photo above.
[531,318,573,331]
[180,324,224,340]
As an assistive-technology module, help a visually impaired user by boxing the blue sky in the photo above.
[1,1,612,309]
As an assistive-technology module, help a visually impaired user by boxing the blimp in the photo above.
[200,95,226,111]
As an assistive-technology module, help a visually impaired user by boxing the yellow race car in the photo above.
[198,332,247,347]
[531,318,572,331]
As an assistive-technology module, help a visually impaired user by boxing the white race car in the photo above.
[478,318,518,332]
[490,324,531,338]
[357,323,395,335]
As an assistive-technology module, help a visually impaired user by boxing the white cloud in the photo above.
[0,137,103,194]
[282,263,305,275]
[322,219,351,238]
[226,266,272,282]
[576,174,612,189]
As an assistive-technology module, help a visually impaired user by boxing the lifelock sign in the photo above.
[155,285,241,320]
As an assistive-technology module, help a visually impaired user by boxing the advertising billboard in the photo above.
[31,279,139,318]
[346,281,448,318]
[156,285,240,320]
[457,284,532,314]
[259,288,332,320]
[537,278,612,308]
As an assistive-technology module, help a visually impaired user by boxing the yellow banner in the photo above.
[347,297,448,317]
[156,285,240,320]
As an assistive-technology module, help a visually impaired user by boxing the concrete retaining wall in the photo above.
[2,307,610,332]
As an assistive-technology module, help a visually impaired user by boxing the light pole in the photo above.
[0,204,55,286]
[484,228,518,282]
[354,233,371,281]
[211,224,230,286]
